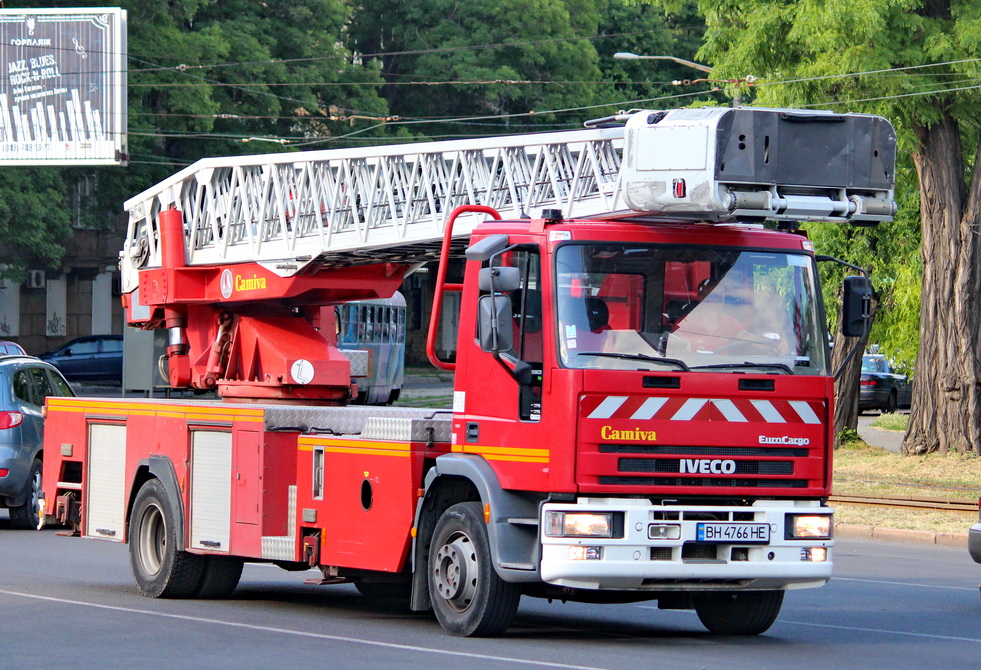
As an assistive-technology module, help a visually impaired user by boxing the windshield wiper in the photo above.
[575,351,690,371]
[689,362,794,375]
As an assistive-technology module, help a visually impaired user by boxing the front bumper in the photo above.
[540,498,833,591]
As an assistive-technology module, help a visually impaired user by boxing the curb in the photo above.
[837,523,968,547]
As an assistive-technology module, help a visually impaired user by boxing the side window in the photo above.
[69,340,99,355]
[46,370,74,397]
[29,368,53,405]
[103,338,123,353]
[12,370,33,404]
[480,248,543,364]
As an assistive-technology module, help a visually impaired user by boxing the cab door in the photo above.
[452,245,555,492]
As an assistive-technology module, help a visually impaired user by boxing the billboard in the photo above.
[0,8,126,165]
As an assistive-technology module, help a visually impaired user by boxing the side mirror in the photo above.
[63,348,74,357]
[478,266,521,293]
[477,295,514,353]
[841,275,871,337]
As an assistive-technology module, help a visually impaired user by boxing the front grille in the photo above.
[600,444,808,458]
[650,547,673,561]
[682,543,718,561]
[619,458,793,475]
[598,476,807,488]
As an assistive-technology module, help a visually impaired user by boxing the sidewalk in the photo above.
[856,419,905,454]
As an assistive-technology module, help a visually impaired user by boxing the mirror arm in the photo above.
[817,255,871,380]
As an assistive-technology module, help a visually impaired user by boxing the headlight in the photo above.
[786,514,833,540]
[544,511,615,538]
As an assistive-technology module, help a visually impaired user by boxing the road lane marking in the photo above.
[635,605,981,643]
[779,619,981,643]
[833,576,977,591]
[0,588,607,670]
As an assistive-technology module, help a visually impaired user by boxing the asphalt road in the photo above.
[1,514,978,670]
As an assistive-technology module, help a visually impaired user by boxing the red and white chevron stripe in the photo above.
[582,395,824,424]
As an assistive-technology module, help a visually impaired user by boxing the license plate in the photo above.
[696,522,771,544]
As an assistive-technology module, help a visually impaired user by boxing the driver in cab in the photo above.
[672,278,782,355]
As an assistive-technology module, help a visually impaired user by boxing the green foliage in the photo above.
[672,0,976,374]
[0,0,388,275]
[836,427,862,447]
[0,169,71,278]
[348,0,605,133]
[870,412,910,431]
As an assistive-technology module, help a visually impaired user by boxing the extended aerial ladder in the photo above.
[119,107,895,400]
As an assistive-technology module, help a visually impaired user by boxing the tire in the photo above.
[694,590,784,635]
[885,391,898,414]
[355,577,412,602]
[195,556,244,598]
[428,502,520,637]
[129,479,206,598]
[8,458,44,530]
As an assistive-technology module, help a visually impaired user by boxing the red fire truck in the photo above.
[41,106,895,637]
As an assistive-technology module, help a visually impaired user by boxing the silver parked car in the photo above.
[0,355,74,529]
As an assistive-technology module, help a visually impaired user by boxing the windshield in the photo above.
[555,243,829,375]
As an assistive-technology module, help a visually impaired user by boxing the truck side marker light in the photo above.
[484,502,491,524]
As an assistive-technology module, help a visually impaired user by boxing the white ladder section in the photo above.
[122,127,626,284]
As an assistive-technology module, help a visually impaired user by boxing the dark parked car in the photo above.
[859,353,912,414]
[0,355,74,528]
[970,501,981,567]
[39,334,123,384]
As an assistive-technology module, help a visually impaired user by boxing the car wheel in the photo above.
[8,458,44,530]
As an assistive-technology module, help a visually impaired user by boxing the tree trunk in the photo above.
[904,111,981,455]
[832,296,876,449]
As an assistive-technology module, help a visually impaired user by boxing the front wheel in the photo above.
[694,590,784,635]
[428,502,520,636]
[129,479,205,598]
[8,458,44,530]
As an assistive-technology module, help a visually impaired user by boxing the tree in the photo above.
[0,0,390,280]
[348,0,607,135]
[684,0,979,455]
[0,169,72,280]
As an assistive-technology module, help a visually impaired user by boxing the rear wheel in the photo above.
[428,502,520,637]
[129,479,206,598]
[195,556,244,598]
[9,458,43,530]
[355,577,412,603]
[694,590,784,635]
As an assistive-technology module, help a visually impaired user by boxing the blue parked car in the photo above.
[39,334,123,384]
[0,355,74,529]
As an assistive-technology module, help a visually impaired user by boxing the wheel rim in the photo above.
[433,530,478,613]
[137,503,166,576]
